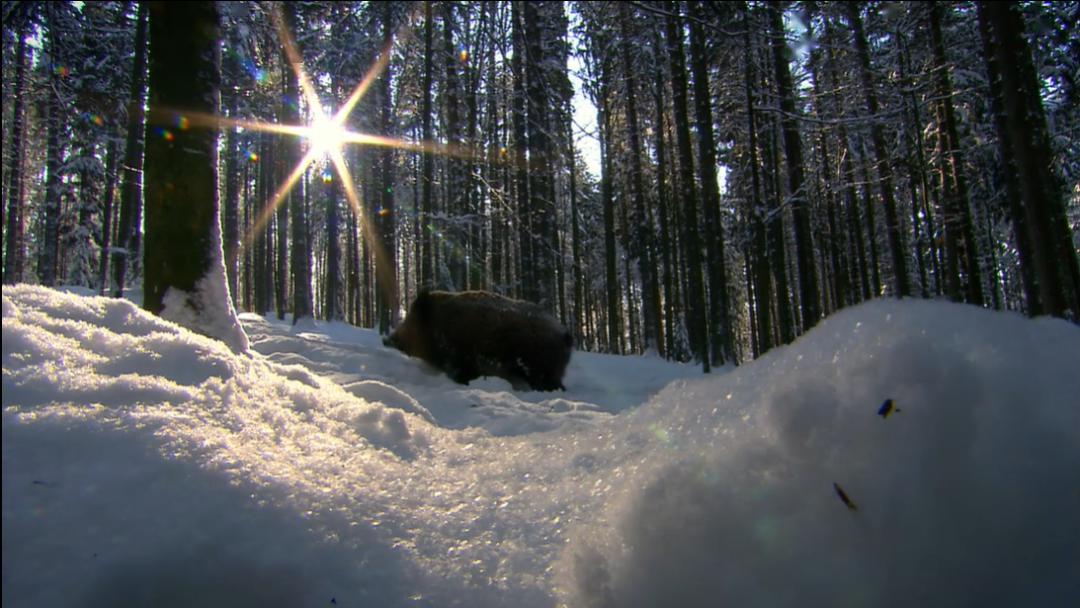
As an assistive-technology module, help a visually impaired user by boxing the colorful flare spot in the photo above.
[176,115,190,130]
[54,65,70,78]
[153,127,174,142]
[322,170,333,183]
[91,114,104,127]
[459,48,469,63]
[378,208,391,217]
[249,152,259,162]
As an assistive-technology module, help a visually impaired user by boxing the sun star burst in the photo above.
[148,2,485,298]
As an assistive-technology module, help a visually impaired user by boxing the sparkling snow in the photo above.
[3,285,1078,607]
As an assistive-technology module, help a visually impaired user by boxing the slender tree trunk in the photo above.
[690,0,735,363]
[113,2,148,297]
[856,141,883,296]
[768,0,820,332]
[743,4,773,354]
[930,2,984,306]
[4,27,30,285]
[509,1,531,299]
[896,29,932,299]
[39,21,66,287]
[279,3,312,324]
[97,140,118,294]
[324,170,342,321]
[420,0,434,290]
[223,72,241,306]
[846,2,910,298]
[665,1,710,372]
[620,3,662,355]
[654,55,678,359]
[598,73,622,354]
[376,2,398,332]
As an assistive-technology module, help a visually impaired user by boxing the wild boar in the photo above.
[383,290,572,391]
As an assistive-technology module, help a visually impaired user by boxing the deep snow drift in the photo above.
[3,285,1078,607]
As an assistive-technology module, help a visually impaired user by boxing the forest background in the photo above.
[2,0,1078,370]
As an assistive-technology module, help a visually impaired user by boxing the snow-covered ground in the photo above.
[4,284,1078,607]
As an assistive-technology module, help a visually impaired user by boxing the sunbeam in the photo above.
[144,1,492,308]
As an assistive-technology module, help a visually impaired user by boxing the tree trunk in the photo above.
[975,3,1039,314]
[113,1,148,297]
[598,70,622,354]
[420,0,434,290]
[653,54,678,359]
[523,1,557,310]
[620,3,662,355]
[690,0,734,363]
[222,68,241,306]
[281,2,313,324]
[743,4,773,354]
[3,26,30,285]
[142,0,247,352]
[978,1,1080,320]
[376,1,398,333]
[97,140,118,294]
[930,2,984,306]
[665,1,710,372]
[39,20,66,287]
[845,2,910,298]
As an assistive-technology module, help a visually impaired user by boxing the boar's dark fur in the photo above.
[383,290,573,391]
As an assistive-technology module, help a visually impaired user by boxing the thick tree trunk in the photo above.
[978,1,1080,320]
[142,1,247,352]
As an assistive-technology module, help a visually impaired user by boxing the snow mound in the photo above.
[5,286,1078,606]
[3,286,432,462]
[557,299,1080,607]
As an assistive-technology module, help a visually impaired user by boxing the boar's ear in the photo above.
[411,289,434,321]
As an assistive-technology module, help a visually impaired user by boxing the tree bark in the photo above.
[845,2,910,298]
[3,26,29,284]
[142,1,247,352]
[690,0,734,363]
[978,1,1080,320]
[113,1,148,297]
[665,1,710,372]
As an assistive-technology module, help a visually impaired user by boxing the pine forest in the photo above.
[2,0,1078,369]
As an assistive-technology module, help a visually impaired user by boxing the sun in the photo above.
[146,2,475,287]
[306,111,345,160]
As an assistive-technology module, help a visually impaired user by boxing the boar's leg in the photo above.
[444,362,479,386]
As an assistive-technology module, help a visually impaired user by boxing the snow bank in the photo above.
[557,299,1080,607]
[4,286,1078,607]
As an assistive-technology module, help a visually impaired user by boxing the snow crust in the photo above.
[4,285,1078,607]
